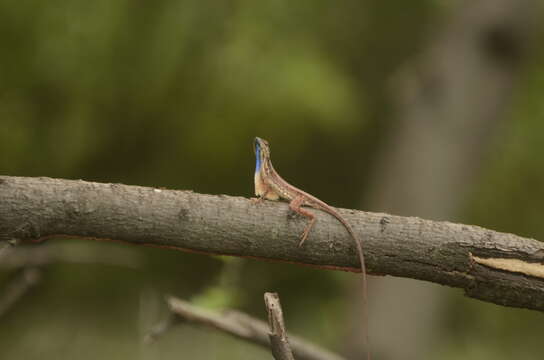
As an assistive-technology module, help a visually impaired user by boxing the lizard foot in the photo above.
[287,209,304,220]
[298,231,309,247]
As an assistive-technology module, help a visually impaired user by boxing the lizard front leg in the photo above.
[251,194,266,204]
[252,184,279,204]
[288,195,316,247]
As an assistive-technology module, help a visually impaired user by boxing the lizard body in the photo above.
[253,137,369,358]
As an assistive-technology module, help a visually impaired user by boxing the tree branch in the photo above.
[157,295,344,360]
[1,176,544,311]
[264,292,295,360]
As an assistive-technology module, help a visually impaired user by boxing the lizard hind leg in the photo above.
[288,195,316,247]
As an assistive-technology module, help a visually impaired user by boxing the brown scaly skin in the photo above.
[253,137,370,359]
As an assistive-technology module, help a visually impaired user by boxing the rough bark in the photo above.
[1,175,544,311]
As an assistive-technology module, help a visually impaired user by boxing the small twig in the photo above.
[265,292,295,360]
[144,312,181,344]
[152,296,345,360]
[0,243,143,270]
[0,238,20,261]
[0,267,42,318]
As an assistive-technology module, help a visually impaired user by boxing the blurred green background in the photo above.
[1,1,543,359]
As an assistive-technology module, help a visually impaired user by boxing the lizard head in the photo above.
[254,137,270,173]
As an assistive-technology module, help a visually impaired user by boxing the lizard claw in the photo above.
[298,232,309,247]
[251,197,264,204]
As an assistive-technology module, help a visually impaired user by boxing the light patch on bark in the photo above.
[472,254,544,279]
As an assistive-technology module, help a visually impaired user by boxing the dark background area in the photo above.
[1,1,543,359]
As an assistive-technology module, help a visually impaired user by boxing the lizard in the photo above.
[253,136,370,358]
